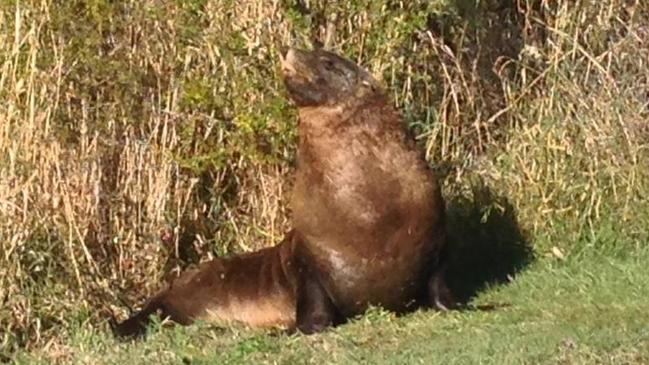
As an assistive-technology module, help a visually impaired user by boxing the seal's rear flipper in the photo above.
[112,313,148,339]
[111,296,165,339]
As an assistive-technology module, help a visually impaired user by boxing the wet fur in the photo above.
[113,48,455,338]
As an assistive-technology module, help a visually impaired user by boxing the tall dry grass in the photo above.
[0,0,647,354]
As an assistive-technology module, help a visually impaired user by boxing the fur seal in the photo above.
[113,47,455,337]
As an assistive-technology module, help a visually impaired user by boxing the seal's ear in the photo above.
[361,79,377,93]
[313,39,324,50]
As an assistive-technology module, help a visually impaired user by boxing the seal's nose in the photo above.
[285,48,296,62]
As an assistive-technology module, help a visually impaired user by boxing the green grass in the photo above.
[12,233,649,364]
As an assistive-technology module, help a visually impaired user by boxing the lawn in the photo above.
[13,235,648,364]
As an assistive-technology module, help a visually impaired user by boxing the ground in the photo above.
[14,234,649,365]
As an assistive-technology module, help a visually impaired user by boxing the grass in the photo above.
[1,0,649,362]
[12,235,649,364]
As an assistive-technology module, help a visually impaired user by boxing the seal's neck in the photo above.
[297,95,400,137]
[297,105,346,134]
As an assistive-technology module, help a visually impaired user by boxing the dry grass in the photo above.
[0,0,647,357]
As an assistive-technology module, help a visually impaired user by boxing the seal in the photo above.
[113,47,455,338]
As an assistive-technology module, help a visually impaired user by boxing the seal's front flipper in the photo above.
[426,247,457,311]
[295,254,340,334]
[427,267,456,311]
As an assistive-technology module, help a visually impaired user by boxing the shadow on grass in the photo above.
[444,179,534,305]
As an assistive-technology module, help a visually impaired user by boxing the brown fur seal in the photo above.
[113,47,455,337]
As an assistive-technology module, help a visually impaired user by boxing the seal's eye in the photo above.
[323,59,336,71]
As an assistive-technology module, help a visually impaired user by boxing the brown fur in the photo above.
[113,48,454,338]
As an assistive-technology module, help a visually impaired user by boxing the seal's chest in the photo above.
[324,252,425,315]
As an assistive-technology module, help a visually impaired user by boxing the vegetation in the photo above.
[0,0,647,362]
[13,247,649,364]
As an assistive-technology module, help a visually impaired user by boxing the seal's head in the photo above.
[280,48,381,108]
